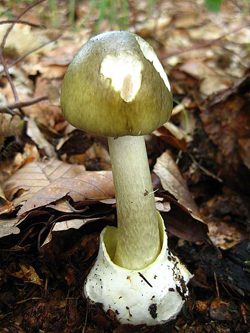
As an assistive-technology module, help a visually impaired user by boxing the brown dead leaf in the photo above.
[153,150,204,223]
[173,11,203,29]
[27,118,55,157]
[0,144,40,182]
[154,122,188,151]
[0,217,20,238]
[52,218,104,232]
[6,261,42,286]
[0,23,49,57]
[238,138,250,170]
[207,220,248,250]
[200,73,250,193]
[3,157,114,216]
[46,199,80,213]
[24,77,62,131]
[0,114,25,148]
[155,197,171,213]
[42,220,102,249]
[3,158,86,207]
[210,299,232,321]
[180,60,232,95]
[162,203,208,242]
[0,184,14,215]
[18,170,114,216]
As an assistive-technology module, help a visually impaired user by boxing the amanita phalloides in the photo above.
[61,31,192,326]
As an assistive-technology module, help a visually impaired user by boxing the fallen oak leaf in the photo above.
[0,184,14,215]
[41,218,104,248]
[0,217,20,238]
[18,170,114,216]
[3,157,86,207]
[153,151,208,241]
[52,217,105,232]
[153,150,204,223]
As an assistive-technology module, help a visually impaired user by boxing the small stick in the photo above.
[138,272,153,288]
[214,271,220,298]
[159,21,250,60]
[0,52,19,102]
[0,95,48,114]
[0,0,46,49]
[240,302,248,324]
[0,34,61,76]
[188,153,223,183]
[0,20,43,28]
[0,0,46,104]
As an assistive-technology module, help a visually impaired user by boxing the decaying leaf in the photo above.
[3,158,86,207]
[0,23,50,57]
[52,217,104,232]
[153,150,204,223]
[0,114,25,149]
[6,262,42,286]
[41,217,104,248]
[18,170,114,216]
[208,220,248,250]
[153,122,188,151]
[0,184,14,215]
[200,73,250,193]
[0,217,20,238]
[27,118,55,157]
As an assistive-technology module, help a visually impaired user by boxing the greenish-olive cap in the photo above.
[61,31,172,137]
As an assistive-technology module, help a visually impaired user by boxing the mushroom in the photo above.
[61,31,192,325]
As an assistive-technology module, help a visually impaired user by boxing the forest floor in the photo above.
[0,0,250,332]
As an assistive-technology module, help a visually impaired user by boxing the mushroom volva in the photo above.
[61,31,192,325]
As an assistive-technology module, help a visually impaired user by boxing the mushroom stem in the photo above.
[108,135,160,270]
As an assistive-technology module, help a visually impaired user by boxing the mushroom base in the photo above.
[84,213,192,326]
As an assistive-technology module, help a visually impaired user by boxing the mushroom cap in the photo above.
[61,31,173,137]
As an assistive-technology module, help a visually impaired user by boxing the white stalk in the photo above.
[108,135,160,270]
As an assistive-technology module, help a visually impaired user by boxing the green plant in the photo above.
[205,0,223,12]
[89,0,129,32]
[173,98,190,135]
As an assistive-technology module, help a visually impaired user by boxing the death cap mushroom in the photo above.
[61,31,173,137]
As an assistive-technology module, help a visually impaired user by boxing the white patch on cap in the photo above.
[135,35,171,92]
[100,52,143,103]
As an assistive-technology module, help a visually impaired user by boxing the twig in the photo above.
[0,52,19,103]
[0,20,43,28]
[159,21,250,60]
[0,106,17,116]
[214,271,220,298]
[0,0,46,105]
[0,0,46,50]
[0,95,48,114]
[81,296,88,333]
[0,34,61,76]
[188,153,223,183]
